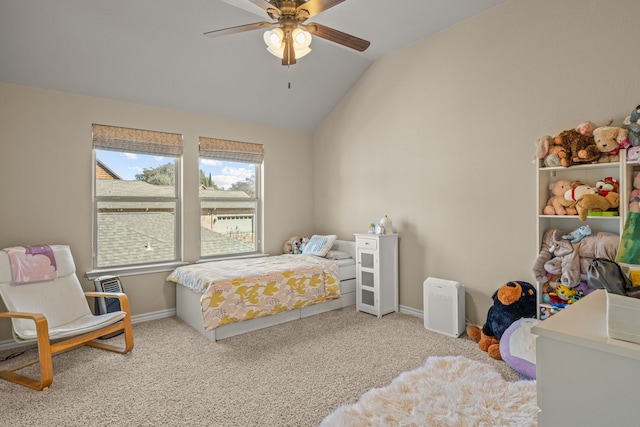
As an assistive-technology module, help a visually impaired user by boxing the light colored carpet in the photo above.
[321,355,538,426]
[0,308,525,426]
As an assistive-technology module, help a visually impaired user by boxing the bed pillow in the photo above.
[325,250,352,260]
[302,235,337,257]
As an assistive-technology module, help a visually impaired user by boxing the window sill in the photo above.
[85,261,188,280]
[196,253,268,263]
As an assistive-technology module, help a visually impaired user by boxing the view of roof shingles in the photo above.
[98,212,253,267]
[96,180,253,267]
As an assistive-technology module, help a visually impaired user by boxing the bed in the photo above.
[169,239,356,341]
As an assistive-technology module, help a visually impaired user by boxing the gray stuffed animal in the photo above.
[624,104,640,146]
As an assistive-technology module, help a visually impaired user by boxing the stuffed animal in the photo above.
[300,236,310,252]
[593,126,630,163]
[546,284,582,308]
[564,183,596,204]
[554,126,600,167]
[595,176,619,196]
[573,192,620,221]
[282,235,301,254]
[543,179,577,215]
[555,284,579,301]
[467,281,537,360]
[629,172,640,212]
[534,135,568,168]
[562,224,592,243]
[576,121,598,137]
[628,146,640,162]
[624,104,640,146]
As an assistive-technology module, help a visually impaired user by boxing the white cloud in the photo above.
[122,152,137,160]
[201,159,223,166]
[221,166,252,178]
[213,167,253,189]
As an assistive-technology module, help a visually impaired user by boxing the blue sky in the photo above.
[96,150,253,189]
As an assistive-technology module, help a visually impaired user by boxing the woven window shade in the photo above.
[92,124,183,157]
[199,137,264,164]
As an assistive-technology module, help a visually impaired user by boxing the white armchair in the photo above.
[0,245,134,390]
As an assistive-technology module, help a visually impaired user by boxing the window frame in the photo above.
[198,137,264,260]
[88,125,184,279]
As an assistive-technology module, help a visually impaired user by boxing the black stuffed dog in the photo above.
[467,281,537,360]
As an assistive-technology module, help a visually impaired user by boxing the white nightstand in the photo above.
[354,233,398,317]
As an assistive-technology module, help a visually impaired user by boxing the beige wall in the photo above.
[313,0,640,323]
[0,82,315,340]
[2,0,640,342]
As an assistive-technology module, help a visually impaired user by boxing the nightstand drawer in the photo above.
[357,237,377,250]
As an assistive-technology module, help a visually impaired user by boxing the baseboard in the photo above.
[130,308,176,324]
[399,304,423,319]
[0,308,176,351]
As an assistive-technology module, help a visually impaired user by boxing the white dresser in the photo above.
[532,290,640,426]
[354,233,398,318]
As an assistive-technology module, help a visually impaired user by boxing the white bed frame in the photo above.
[175,240,356,341]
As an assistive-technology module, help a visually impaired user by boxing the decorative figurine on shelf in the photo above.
[380,215,393,235]
[368,223,376,234]
[375,223,385,235]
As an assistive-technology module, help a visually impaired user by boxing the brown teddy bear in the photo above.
[573,192,620,221]
[593,126,630,163]
[282,235,301,254]
[467,281,537,360]
[543,179,577,215]
[555,127,601,167]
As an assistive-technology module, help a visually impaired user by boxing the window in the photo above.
[199,137,263,258]
[92,124,183,270]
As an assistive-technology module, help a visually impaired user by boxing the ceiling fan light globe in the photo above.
[266,46,285,58]
[295,47,311,59]
[292,28,312,49]
[263,28,284,49]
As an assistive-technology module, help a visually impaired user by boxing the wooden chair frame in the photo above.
[0,291,134,391]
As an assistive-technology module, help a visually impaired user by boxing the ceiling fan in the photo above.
[205,0,370,66]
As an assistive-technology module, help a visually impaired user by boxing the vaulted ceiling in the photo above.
[0,0,507,131]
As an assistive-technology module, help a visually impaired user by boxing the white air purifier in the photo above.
[423,277,465,337]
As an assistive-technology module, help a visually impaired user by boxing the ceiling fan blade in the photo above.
[305,22,370,52]
[245,0,282,19]
[282,31,296,66]
[246,0,278,12]
[297,0,346,19]
[204,21,277,38]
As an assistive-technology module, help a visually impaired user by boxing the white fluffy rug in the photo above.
[321,356,538,427]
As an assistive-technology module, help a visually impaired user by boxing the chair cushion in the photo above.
[15,311,126,341]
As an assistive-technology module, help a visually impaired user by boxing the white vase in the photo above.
[380,215,393,235]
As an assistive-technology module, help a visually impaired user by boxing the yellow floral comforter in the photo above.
[167,254,339,331]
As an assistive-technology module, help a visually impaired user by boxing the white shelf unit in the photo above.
[354,233,398,318]
[535,157,637,318]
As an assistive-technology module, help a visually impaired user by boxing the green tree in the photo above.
[135,163,174,185]
[230,176,255,197]
[199,170,219,189]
